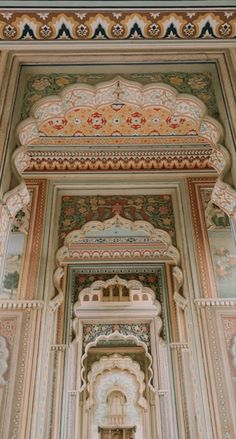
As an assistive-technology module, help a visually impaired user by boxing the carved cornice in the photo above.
[0,10,235,41]
[0,300,44,309]
[195,299,236,307]
[22,147,212,173]
[13,76,236,218]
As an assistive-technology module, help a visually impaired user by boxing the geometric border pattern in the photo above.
[25,147,212,173]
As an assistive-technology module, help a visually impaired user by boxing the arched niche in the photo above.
[75,331,155,393]
[87,354,146,410]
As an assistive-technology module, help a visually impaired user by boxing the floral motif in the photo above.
[3,24,16,38]
[48,118,67,130]
[166,116,186,129]
[87,112,107,129]
[183,23,196,37]
[32,77,51,91]
[39,24,52,38]
[148,23,160,36]
[187,75,208,90]
[127,112,146,129]
[219,23,232,37]
[82,323,151,350]
[76,24,88,37]
[59,194,175,246]
[111,23,124,37]
[0,10,235,43]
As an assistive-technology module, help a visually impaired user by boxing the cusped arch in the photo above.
[16,76,223,145]
[76,331,155,393]
[56,214,180,265]
[87,354,146,409]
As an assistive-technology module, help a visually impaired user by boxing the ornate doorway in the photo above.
[57,214,184,438]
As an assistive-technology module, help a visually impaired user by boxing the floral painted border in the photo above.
[0,10,235,42]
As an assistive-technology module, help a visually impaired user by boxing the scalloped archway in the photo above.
[13,76,236,218]
[52,214,183,310]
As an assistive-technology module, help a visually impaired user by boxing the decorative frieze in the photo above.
[21,147,211,174]
[0,10,235,41]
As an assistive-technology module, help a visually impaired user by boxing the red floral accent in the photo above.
[166,116,186,129]
[127,112,146,129]
[48,118,67,130]
[87,112,107,129]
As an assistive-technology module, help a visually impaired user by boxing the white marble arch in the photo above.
[86,354,147,439]
[91,369,145,439]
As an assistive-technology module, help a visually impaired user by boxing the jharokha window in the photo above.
[102,285,130,302]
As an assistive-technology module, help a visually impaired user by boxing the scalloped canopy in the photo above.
[17,76,223,146]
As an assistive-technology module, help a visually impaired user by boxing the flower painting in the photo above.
[209,231,236,298]
[1,232,25,299]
